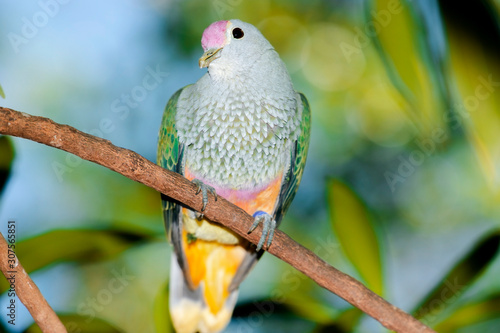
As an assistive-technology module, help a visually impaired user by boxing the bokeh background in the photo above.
[1,0,500,332]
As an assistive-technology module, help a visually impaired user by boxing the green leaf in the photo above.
[334,308,363,332]
[434,294,500,332]
[315,308,364,333]
[0,136,15,196]
[0,84,4,99]
[413,231,500,321]
[327,179,383,296]
[370,0,450,136]
[25,314,122,333]
[285,292,339,325]
[154,282,173,333]
[13,229,150,276]
[0,228,151,294]
[442,2,500,187]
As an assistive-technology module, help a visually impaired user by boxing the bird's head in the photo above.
[198,19,273,71]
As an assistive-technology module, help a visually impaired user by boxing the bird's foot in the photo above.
[248,211,276,251]
[192,179,217,212]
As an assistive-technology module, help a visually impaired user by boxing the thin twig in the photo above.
[0,106,435,333]
[0,232,67,332]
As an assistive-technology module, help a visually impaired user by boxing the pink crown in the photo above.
[201,20,228,51]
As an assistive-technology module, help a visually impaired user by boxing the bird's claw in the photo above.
[192,179,217,212]
[248,211,276,251]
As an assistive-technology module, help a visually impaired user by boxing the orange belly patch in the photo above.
[181,167,285,314]
[182,230,246,314]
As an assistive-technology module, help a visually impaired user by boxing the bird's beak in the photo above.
[199,47,223,68]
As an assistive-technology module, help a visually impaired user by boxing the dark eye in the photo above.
[232,28,244,39]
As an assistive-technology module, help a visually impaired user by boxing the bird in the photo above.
[157,19,311,333]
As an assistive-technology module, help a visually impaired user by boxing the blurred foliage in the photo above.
[441,0,500,190]
[0,228,152,293]
[0,84,4,99]
[313,308,363,333]
[0,228,154,295]
[1,0,500,332]
[0,137,14,198]
[25,315,122,333]
[434,294,500,332]
[413,231,500,323]
[153,282,172,333]
[369,0,449,136]
[284,291,339,325]
[327,179,383,296]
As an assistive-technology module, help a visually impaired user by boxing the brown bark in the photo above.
[0,106,435,333]
[0,232,67,332]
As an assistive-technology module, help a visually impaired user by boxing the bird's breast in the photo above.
[176,83,300,189]
[184,134,287,191]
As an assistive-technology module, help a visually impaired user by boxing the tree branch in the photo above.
[0,231,67,332]
[0,106,435,333]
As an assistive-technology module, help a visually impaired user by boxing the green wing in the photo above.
[157,87,185,241]
[158,86,198,288]
[157,87,184,172]
[274,93,311,225]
